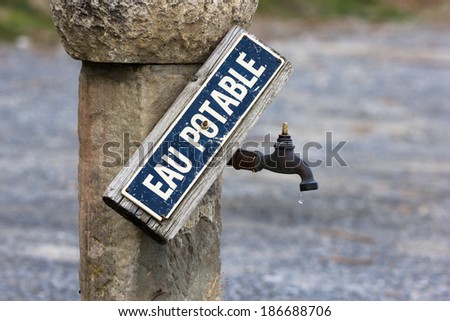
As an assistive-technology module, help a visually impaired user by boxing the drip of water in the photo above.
[298,192,304,205]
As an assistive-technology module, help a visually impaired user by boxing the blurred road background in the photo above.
[0,0,449,300]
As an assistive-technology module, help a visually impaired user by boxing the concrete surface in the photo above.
[0,20,449,300]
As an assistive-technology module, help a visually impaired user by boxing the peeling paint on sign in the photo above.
[122,33,284,221]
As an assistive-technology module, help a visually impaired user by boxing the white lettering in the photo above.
[228,67,258,88]
[154,164,183,190]
[180,126,205,152]
[143,147,191,201]
[236,52,266,78]
[140,46,273,204]
[142,173,172,201]
[162,146,192,174]
[218,76,248,101]
[199,100,227,124]
[211,90,239,115]
[191,114,219,138]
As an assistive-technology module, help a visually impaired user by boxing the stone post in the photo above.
[50,1,258,300]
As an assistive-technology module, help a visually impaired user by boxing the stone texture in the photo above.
[50,0,258,301]
[49,0,258,63]
[78,62,222,300]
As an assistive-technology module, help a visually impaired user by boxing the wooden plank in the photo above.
[103,25,293,242]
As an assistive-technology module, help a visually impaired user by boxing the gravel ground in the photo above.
[1,20,449,300]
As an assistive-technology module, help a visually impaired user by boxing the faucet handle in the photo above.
[282,122,289,135]
[276,122,294,148]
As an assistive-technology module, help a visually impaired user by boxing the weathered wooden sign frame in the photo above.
[103,26,293,242]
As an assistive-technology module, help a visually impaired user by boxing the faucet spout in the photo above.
[227,123,318,192]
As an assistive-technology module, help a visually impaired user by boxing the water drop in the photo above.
[298,193,304,205]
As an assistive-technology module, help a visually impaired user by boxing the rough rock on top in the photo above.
[49,0,259,64]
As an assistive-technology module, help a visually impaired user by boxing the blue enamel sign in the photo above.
[122,33,284,221]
